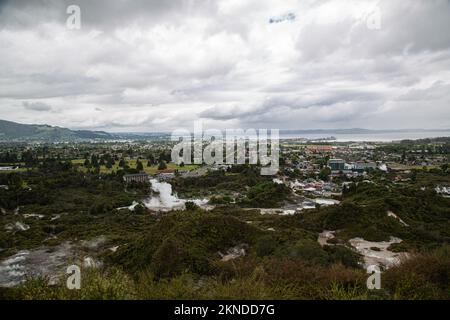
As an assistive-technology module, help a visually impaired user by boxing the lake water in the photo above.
[280,131,450,142]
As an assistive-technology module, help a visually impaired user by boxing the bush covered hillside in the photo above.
[0,119,112,141]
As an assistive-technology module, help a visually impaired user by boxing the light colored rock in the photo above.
[219,244,247,262]
[23,214,44,219]
[260,208,296,215]
[116,201,140,211]
[0,242,74,287]
[5,222,30,232]
[318,230,336,247]
[348,237,409,269]
[50,214,61,221]
[314,198,340,206]
[387,211,409,226]
[273,178,284,185]
[109,246,119,253]
[82,257,101,268]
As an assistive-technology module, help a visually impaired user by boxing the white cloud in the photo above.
[0,0,449,131]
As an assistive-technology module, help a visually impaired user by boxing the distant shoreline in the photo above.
[279,131,450,142]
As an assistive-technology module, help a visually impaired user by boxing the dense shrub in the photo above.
[112,211,262,277]
[255,235,278,257]
[383,245,450,300]
[324,245,363,269]
[239,181,291,208]
[284,239,329,266]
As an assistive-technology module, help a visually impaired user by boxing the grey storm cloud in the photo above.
[199,90,386,121]
[0,0,216,30]
[0,0,450,131]
[22,101,52,111]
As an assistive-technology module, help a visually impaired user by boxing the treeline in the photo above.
[0,161,130,211]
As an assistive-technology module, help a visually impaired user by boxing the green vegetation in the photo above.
[239,181,291,208]
[72,158,197,174]
[298,180,450,249]
[1,245,448,300]
[0,139,449,300]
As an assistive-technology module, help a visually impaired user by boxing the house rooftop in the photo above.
[123,172,149,177]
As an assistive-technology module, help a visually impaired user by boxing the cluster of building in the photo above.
[290,179,341,197]
[328,158,379,176]
[122,169,191,184]
[122,172,150,184]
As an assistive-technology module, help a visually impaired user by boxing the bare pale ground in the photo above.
[349,237,409,269]
[219,244,247,262]
[318,230,336,247]
[0,237,106,288]
[318,231,409,269]
[0,242,74,287]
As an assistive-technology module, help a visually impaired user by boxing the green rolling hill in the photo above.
[0,119,112,141]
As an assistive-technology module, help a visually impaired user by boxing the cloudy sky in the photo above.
[0,0,449,132]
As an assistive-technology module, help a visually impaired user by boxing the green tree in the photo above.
[147,154,155,166]
[136,160,144,171]
[106,158,113,169]
[158,161,167,170]
[91,154,99,168]
[318,167,331,181]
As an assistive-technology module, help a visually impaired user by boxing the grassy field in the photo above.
[387,162,440,171]
[71,158,198,174]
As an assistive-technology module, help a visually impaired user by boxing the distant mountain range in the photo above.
[0,119,112,141]
[280,128,450,134]
[1,119,449,142]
